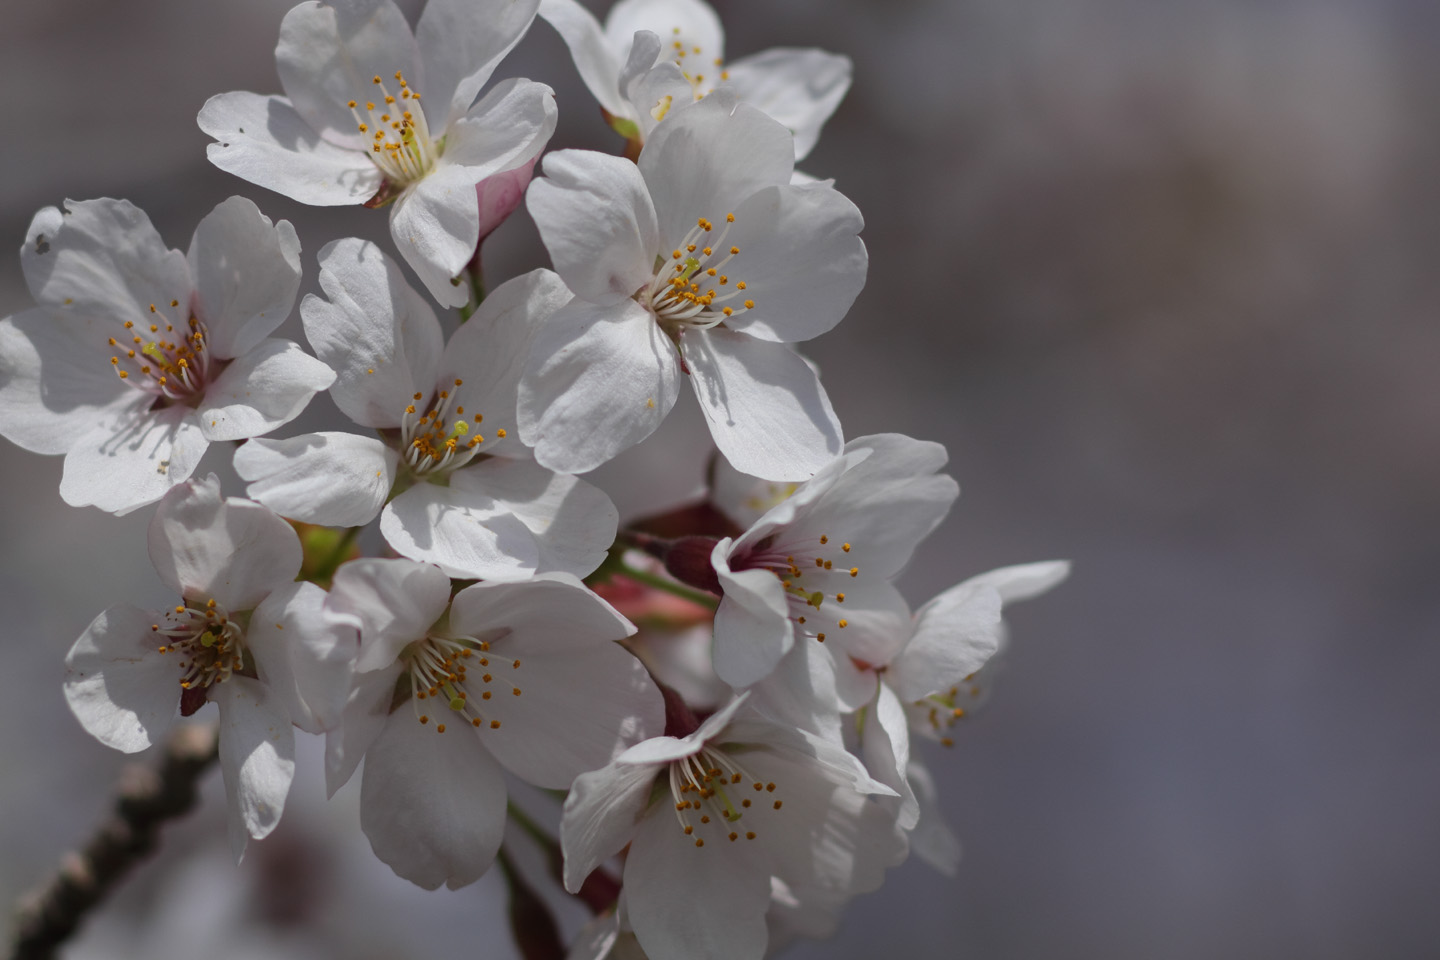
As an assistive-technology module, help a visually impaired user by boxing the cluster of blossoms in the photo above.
[1,1,1066,957]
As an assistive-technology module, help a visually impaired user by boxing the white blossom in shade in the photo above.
[838,560,1070,871]
[522,92,863,479]
[62,475,355,860]
[700,434,958,689]
[321,558,665,890]
[539,0,851,160]
[560,695,906,960]
[198,0,556,308]
[0,197,333,515]
[233,239,618,581]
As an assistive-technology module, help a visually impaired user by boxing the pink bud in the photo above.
[474,155,538,243]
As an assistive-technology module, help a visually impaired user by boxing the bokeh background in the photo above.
[4,0,1439,957]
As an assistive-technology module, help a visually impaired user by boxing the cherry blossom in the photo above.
[522,92,864,479]
[233,238,618,580]
[322,558,664,889]
[198,0,555,307]
[539,0,850,160]
[63,476,354,859]
[0,197,333,515]
[560,696,906,960]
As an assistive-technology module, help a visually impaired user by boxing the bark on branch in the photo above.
[8,724,220,960]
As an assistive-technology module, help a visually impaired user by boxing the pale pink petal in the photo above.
[389,164,485,309]
[527,149,658,306]
[326,558,453,673]
[325,662,403,797]
[722,48,851,161]
[148,474,302,611]
[861,682,919,830]
[360,711,508,889]
[214,676,296,862]
[888,581,1003,702]
[196,338,334,442]
[303,237,443,428]
[59,405,208,515]
[416,0,540,126]
[560,760,662,893]
[604,0,723,73]
[234,431,397,527]
[198,92,381,206]
[538,0,626,117]
[275,0,420,148]
[246,581,356,736]
[683,329,842,481]
[187,196,302,360]
[63,604,180,753]
[711,539,793,688]
[518,298,680,474]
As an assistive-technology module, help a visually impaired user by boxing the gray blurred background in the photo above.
[3,0,1439,957]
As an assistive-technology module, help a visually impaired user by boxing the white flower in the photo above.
[849,561,1070,873]
[63,475,354,859]
[322,558,664,890]
[0,197,334,515]
[234,239,618,581]
[198,0,556,307]
[560,696,905,960]
[522,92,864,480]
[704,434,958,688]
[539,0,850,160]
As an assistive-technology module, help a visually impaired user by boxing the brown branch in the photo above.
[9,724,220,960]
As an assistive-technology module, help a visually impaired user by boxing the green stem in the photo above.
[612,560,719,610]
[506,801,556,851]
[457,255,486,323]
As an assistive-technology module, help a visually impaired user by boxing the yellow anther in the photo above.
[490,719,501,729]
[435,723,446,733]
[838,619,848,628]
[850,567,859,577]
[730,246,739,254]
[496,428,507,438]
[744,299,755,309]
[816,633,826,642]
[842,543,851,552]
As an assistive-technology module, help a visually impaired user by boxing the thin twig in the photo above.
[9,724,220,960]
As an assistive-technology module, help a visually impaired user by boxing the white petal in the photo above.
[388,164,484,309]
[722,49,851,161]
[275,0,420,148]
[198,92,381,206]
[360,711,508,889]
[445,577,659,787]
[416,0,540,126]
[325,662,403,796]
[148,473,302,611]
[303,237,443,428]
[214,676,296,862]
[234,431,397,527]
[527,149,658,306]
[683,330,842,481]
[906,759,961,875]
[63,604,179,753]
[439,268,571,461]
[711,540,792,688]
[519,298,681,473]
[196,338,334,442]
[861,682,919,830]
[560,760,662,893]
[638,96,793,251]
[538,0,627,117]
[815,577,913,675]
[744,635,843,743]
[21,200,190,330]
[187,196,302,360]
[59,405,208,516]
[0,308,131,455]
[963,559,1072,604]
[604,0,724,75]
[624,57,691,142]
[380,457,617,580]
[245,581,356,735]
[327,558,453,673]
[888,580,1003,702]
[713,181,866,343]
[442,78,557,177]
[625,808,771,960]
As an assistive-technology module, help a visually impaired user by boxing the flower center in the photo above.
[153,598,245,693]
[107,300,213,402]
[667,746,783,848]
[737,532,859,644]
[398,379,494,477]
[643,215,755,332]
[405,630,515,734]
[907,678,985,749]
[348,72,437,186]
[666,27,728,99]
